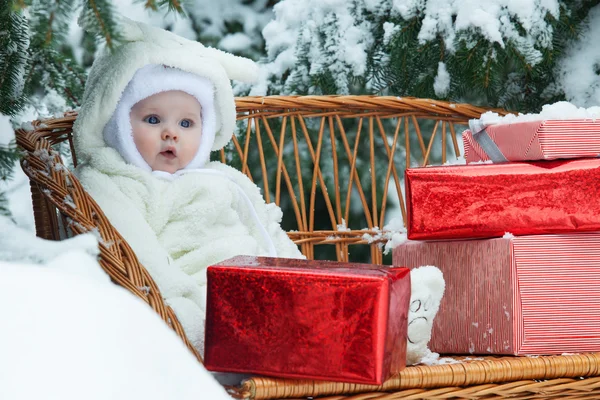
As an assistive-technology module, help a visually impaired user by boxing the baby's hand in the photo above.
[406,265,445,365]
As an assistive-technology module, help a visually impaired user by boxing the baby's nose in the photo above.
[161,128,179,141]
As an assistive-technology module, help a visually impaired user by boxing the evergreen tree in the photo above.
[258,0,599,113]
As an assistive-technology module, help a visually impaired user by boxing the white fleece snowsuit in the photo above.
[72,18,304,354]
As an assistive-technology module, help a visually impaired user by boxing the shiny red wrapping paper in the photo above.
[204,256,411,384]
[406,158,600,240]
[393,233,600,355]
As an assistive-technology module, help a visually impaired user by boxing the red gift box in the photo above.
[406,158,600,240]
[393,233,600,355]
[463,119,600,163]
[204,256,411,384]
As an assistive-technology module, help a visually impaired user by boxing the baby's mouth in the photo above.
[160,147,177,160]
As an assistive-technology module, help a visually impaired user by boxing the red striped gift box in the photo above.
[463,119,600,163]
[406,158,600,240]
[393,233,600,355]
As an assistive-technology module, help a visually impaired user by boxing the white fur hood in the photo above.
[73,17,259,168]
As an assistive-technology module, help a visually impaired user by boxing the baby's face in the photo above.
[130,90,202,173]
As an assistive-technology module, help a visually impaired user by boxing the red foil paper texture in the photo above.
[406,158,600,240]
[393,233,600,355]
[204,256,411,385]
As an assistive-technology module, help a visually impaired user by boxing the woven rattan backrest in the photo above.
[229,96,504,263]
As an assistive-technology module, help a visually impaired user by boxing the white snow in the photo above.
[0,224,232,400]
[0,215,96,264]
[256,0,377,95]
[354,217,407,255]
[382,217,408,255]
[478,101,600,126]
[390,0,559,58]
[336,218,350,231]
[555,5,600,108]
[184,0,273,52]
[0,113,14,143]
[0,114,34,231]
[433,62,450,97]
[382,22,399,45]
[443,155,467,165]
[219,32,254,53]
[256,0,566,95]
[419,353,461,365]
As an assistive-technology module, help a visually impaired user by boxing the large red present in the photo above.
[393,233,600,355]
[204,256,411,384]
[463,119,600,163]
[406,158,600,240]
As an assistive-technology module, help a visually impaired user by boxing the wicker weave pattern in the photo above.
[229,96,505,263]
[237,353,600,399]
[14,96,600,399]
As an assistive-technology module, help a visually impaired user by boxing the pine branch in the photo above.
[23,47,85,109]
[0,141,19,181]
[0,3,29,116]
[28,0,76,49]
[12,0,30,10]
[144,0,158,10]
[158,0,184,13]
[79,0,120,51]
[143,0,185,14]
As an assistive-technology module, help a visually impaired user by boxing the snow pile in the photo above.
[433,62,450,97]
[0,215,98,264]
[382,217,408,254]
[556,5,600,108]
[478,101,600,126]
[392,0,559,64]
[253,0,376,95]
[0,222,231,400]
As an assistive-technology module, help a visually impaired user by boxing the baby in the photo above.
[73,19,303,354]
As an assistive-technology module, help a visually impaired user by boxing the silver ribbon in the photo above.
[469,119,508,163]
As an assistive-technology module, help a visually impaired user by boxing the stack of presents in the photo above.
[200,115,600,385]
[398,116,600,357]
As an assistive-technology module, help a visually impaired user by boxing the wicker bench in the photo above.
[15,95,600,399]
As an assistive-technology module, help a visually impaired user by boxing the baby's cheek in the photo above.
[135,136,159,160]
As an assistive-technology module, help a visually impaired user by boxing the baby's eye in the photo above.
[144,115,160,124]
[180,119,193,128]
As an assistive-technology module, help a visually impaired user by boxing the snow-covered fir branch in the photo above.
[252,0,599,114]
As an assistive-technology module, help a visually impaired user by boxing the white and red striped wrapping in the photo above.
[393,233,600,356]
[463,119,600,163]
